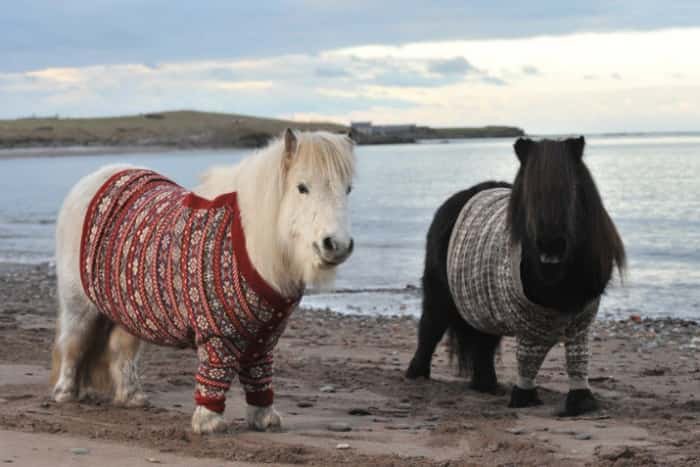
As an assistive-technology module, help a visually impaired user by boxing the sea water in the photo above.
[1,135,698,319]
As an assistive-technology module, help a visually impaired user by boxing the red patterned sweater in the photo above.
[80,169,301,412]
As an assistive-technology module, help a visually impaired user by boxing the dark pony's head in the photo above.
[508,137,626,308]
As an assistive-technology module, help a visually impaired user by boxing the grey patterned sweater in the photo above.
[446,188,599,390]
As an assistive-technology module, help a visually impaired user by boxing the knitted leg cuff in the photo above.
[194,390,226,413]
[245,388,274,407]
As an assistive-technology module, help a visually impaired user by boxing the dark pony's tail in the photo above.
[446,317,477,377]
[446,313,502,381]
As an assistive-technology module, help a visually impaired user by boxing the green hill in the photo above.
[0,110,347,149]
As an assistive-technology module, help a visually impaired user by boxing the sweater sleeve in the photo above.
[194,336,239,413]
[238,351,274,407]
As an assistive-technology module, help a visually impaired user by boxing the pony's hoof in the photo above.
[405,359,430,380]
[247,405,282,432]
[508,386,543,408]
[52,385,76,403]
[470,381,506,395]
[191,406,227,434]
[559,389,599,417]
[118,391,149,408]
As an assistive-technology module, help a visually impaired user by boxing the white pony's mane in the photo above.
[195,131,355,297]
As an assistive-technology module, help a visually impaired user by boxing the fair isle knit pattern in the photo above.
[80,169,301,412]
[446,188,599,387]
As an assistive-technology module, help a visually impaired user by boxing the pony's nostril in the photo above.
[348,238,354,253]
[550,237,567,256]
[322,236,336,252]
[538,236,567,257]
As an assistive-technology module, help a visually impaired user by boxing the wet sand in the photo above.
[1,263,699,466]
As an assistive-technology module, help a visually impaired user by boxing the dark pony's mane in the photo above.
[507,137,626,310]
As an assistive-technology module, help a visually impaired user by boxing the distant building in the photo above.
[351,121,416,136]
[350,121,374,134]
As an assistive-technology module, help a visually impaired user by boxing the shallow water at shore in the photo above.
[1,135,699,319]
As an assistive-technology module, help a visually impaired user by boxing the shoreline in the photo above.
[1,262,700,465]
[0,145,236,160]
[2,262,699,323]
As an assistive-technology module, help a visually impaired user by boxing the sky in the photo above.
[1,1,700,133]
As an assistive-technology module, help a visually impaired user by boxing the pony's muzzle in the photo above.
[315,236,354,267]
[537,236,567,265]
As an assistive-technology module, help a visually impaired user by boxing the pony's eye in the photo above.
[297,183,309,194]
[346,185,353,195]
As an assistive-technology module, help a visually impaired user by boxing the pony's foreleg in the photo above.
[508,337,554,408]
[561,329,598,416]
[108,326,148,407]
[240,354,280,432]
[559,300,600,416]
[191,338,236,434]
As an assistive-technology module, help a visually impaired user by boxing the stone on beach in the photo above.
[327,422,352,432]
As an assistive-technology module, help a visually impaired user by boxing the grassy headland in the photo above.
[0,110,345,149]
[0,110,524,149]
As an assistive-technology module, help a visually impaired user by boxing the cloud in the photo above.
[1,28,700,133]
[315,66,352,78]
[427,57,475,75]
[480,76,508,86]
[4,2,700,73]
[206,68,239,81]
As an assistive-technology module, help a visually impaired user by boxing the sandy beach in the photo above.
[1,263,699,466]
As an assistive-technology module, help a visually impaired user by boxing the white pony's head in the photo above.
[198,128,356,294]
[276,129,355,289]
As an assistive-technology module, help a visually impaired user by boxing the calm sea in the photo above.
[1,135,698,319]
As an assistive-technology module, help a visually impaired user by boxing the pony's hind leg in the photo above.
[52,289,102,402]
[406,273,453,379]
[465,325,502,394]
[108,326,148,407]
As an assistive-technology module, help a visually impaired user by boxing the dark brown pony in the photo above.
[406,136,626,416]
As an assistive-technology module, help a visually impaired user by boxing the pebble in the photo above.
[574,433,592,440]
[599,446,635,461]
[327,422,352,432]
[506,427,526,435]
[70,448,90,455]
[348,408,371,416]
[386,424,411,430]
[336,443,350,450]
[320,385,336,393]
[396,402,411,410]
[145,458,161,464]
[297,401,314,408]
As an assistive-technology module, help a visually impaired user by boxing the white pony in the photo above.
[51,129,355,434]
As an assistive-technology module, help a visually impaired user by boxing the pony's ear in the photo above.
[283,128,298,171]
[514,138,533,164]
[345,130,356,146]
[566,136,585,159]
[284,128,298,156]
